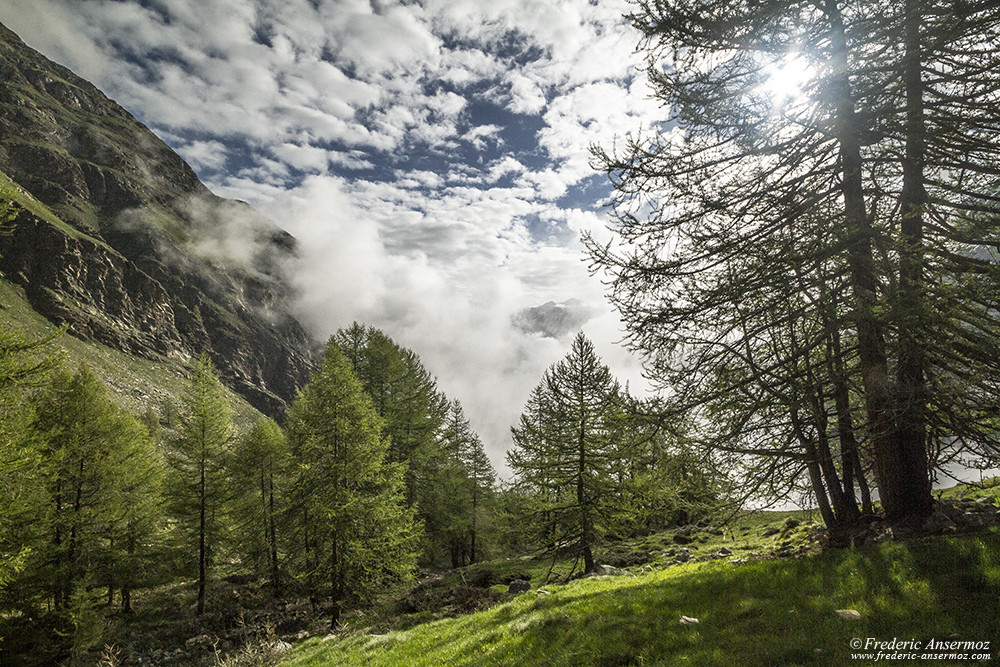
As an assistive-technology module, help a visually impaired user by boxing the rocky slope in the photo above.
[0,22,315,415]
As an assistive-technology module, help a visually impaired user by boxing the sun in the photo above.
[761,54,814,105]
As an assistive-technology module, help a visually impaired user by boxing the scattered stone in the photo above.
[673,533,693,545]
[870,526,895,544]
[835,609,861,620]
[679,616,700,626]
[924,510,957,534]
[717,547,732,557]
[536,589,551,595]
[272,640,292,653]
[676,551,691,563]
[507,579,531,594]
[294,630,310,641]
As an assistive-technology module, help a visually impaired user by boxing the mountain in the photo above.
[513,298,593,339]
[0,21,316,415]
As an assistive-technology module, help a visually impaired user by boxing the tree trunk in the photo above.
[469,485,478,564]
[578,420,595,574]
[826,0,900,520]
[54,485,63,610]
[197,461,207,616]
[892,0,934,521]
[268,472,280,596]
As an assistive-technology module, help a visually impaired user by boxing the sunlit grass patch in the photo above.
[283,531,1000,667]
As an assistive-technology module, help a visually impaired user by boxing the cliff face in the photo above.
[0,22,316,415]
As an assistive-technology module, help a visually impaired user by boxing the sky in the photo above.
[0,0,663,473]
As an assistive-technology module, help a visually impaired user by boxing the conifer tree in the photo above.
[332,324,453,564]
[589,0,1000,525]
[436,400,496,566]
[22,366,160,612]
[285,341,418,625]
[230,417,287,594]
[509,333,624,574]
[167,354,233,616]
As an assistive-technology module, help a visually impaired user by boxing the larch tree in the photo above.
[588,0,1000,527]
[167,354,233,616]
[332,324,453,565]
[436,400,496,566]
[230,417,288,595]
[0,330,58,599]
[285,341,418,626]
[24,366,160,611]
[509,333,624,574]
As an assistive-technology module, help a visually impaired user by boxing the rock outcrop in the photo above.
[0,21,316,415]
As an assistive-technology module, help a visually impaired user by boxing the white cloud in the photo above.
[271,143,331,173]
[507,71,547,114]
[178,139,230,172]
[0,0,660,471]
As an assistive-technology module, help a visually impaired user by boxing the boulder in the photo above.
[924,510,957,534]
[507,579,531,594]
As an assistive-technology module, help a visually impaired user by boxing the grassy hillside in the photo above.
[0,277,262,427]
[284,534,998,666]
[280,493,1000,667]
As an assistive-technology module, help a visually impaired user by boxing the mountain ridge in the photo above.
[0,21,316,415]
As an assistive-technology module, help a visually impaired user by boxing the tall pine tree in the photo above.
[509,333,624,574]
[285,341,418,625]
[167,354,233,616]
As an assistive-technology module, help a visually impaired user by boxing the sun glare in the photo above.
[762,54,814,105]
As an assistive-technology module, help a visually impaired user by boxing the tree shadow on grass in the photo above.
[299,532,1000,667]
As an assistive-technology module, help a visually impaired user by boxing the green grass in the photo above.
[284,531,1000,666]
[0,168,99,243]
[940,477,1000,504]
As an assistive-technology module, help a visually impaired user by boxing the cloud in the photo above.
[271,143,331,173]
[0,0,659,473]
[257,173,646,472]
[178,139,230,173]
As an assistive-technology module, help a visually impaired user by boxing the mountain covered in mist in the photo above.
[0,21,315,415]
[513,298,592,339]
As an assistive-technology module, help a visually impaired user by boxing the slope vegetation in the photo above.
[284,534,999,666]
[281,491,1000,667]
[0,21,316,415]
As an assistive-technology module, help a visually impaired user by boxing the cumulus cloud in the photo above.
[262,175,605,468]
[0,0,661,472]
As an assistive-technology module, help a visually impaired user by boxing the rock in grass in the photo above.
[835,609,861,620]
[679,616,700,625]
[507,579,531,594]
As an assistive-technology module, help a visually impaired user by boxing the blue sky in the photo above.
[0,0,661,469]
